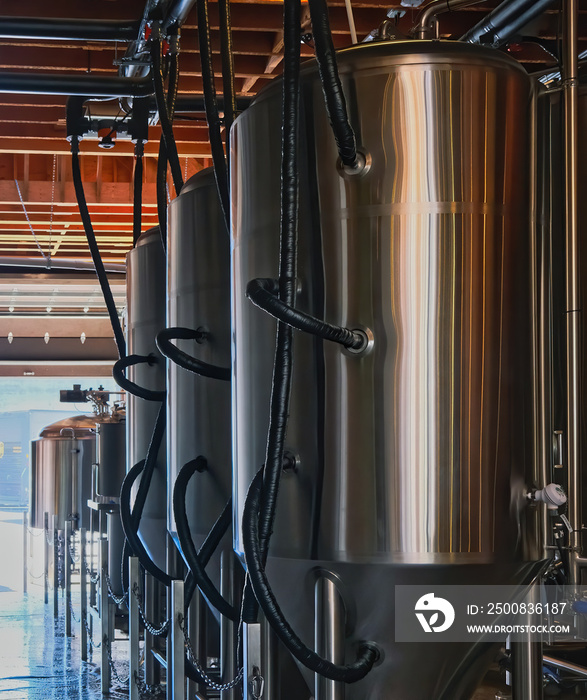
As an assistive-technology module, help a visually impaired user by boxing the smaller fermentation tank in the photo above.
[30,410,125,531]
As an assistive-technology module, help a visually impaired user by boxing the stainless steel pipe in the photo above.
[563,0,583,584]
[315,576,346,700]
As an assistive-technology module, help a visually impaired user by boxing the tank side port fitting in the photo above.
[337,149,371,178]
[527,484,568,510]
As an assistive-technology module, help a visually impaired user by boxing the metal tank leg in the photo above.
[52,514,59,617]
[511,640,543,700]
[188,588,207,698]
[43,512,49,604]
[80,527,87,661]
[22,510,28,594]
[100,537,111,694]
[129,556,140,700]
[145,574,160,687]
[220,550,240,700]
[65,519,72,637]
[169,579,185,700]
[315,575,345,700]
[243,617,280,700]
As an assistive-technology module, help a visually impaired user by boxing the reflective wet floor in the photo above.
[0,511,585,700]
[0,512,128,700]
[0,591,128,700]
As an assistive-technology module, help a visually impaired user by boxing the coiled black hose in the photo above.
[112,353,166,402]
[70,135,126,358]
[151,38,183,196]
[242,470,379,682]
[307,0,357,169]
[172,456,237,620]
[254,0,301,568]
[120,460,172,586]
[195,0,230,228]
[132,141,144,247]
[156,327,231,381]
[247,278,366,352]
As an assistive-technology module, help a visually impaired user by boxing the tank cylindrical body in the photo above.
[94,416,126,503]
[231,40,541,699]
[126,226,167,569]
[30,415,97,530]
[167,168,231,551]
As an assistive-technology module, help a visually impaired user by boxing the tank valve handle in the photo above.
[527,483,567,510]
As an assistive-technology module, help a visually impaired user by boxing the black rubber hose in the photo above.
[247,278,365,352]
[173,456,237,620]
[218,0,237,136]
[70,135,126,358]
[131,402,167,529]
[132,142,144,247]
[242,470,379,682]
[156,327,231,381]
[156,137,168,251]
[307,0,357,169]
[151,38,183,196]
[112,353,166,402]
[195,0,230,228]
[120,460,172,586]
[254,0,301,569]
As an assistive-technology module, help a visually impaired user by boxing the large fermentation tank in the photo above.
[126,226,167,569]
[231,41,544,699]
[30,415,97,530]
[167,168,231,553]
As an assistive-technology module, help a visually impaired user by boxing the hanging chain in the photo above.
[132,584,170,637]
[105,574,129,606]
[57,533,64,587]
[14,178,50,262]
[68,533,80,564]
[179,614,243,692]
[26,526,44,538]
[28,569,46,580]
[48,153,57,261]
[82,552,100,585]
[82,613,101,649]
[134,671,166,699]
[69,598,80,623]
[104,635,130,686]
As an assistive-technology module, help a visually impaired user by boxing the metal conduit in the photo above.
[0,18,140,41]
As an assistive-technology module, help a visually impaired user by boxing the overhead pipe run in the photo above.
[0,17,140,42]
[413,0,486,40]
[0,73,152,97]
[461,0,558,47]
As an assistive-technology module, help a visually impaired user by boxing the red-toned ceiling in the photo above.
[0,0,578,264]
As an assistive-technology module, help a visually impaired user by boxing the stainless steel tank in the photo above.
[94,414,126,504]
[95,415,126,596]
[167,168,231,553]
[30,415,97,530]
[126,226,167,569]
[231,40,543,699]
